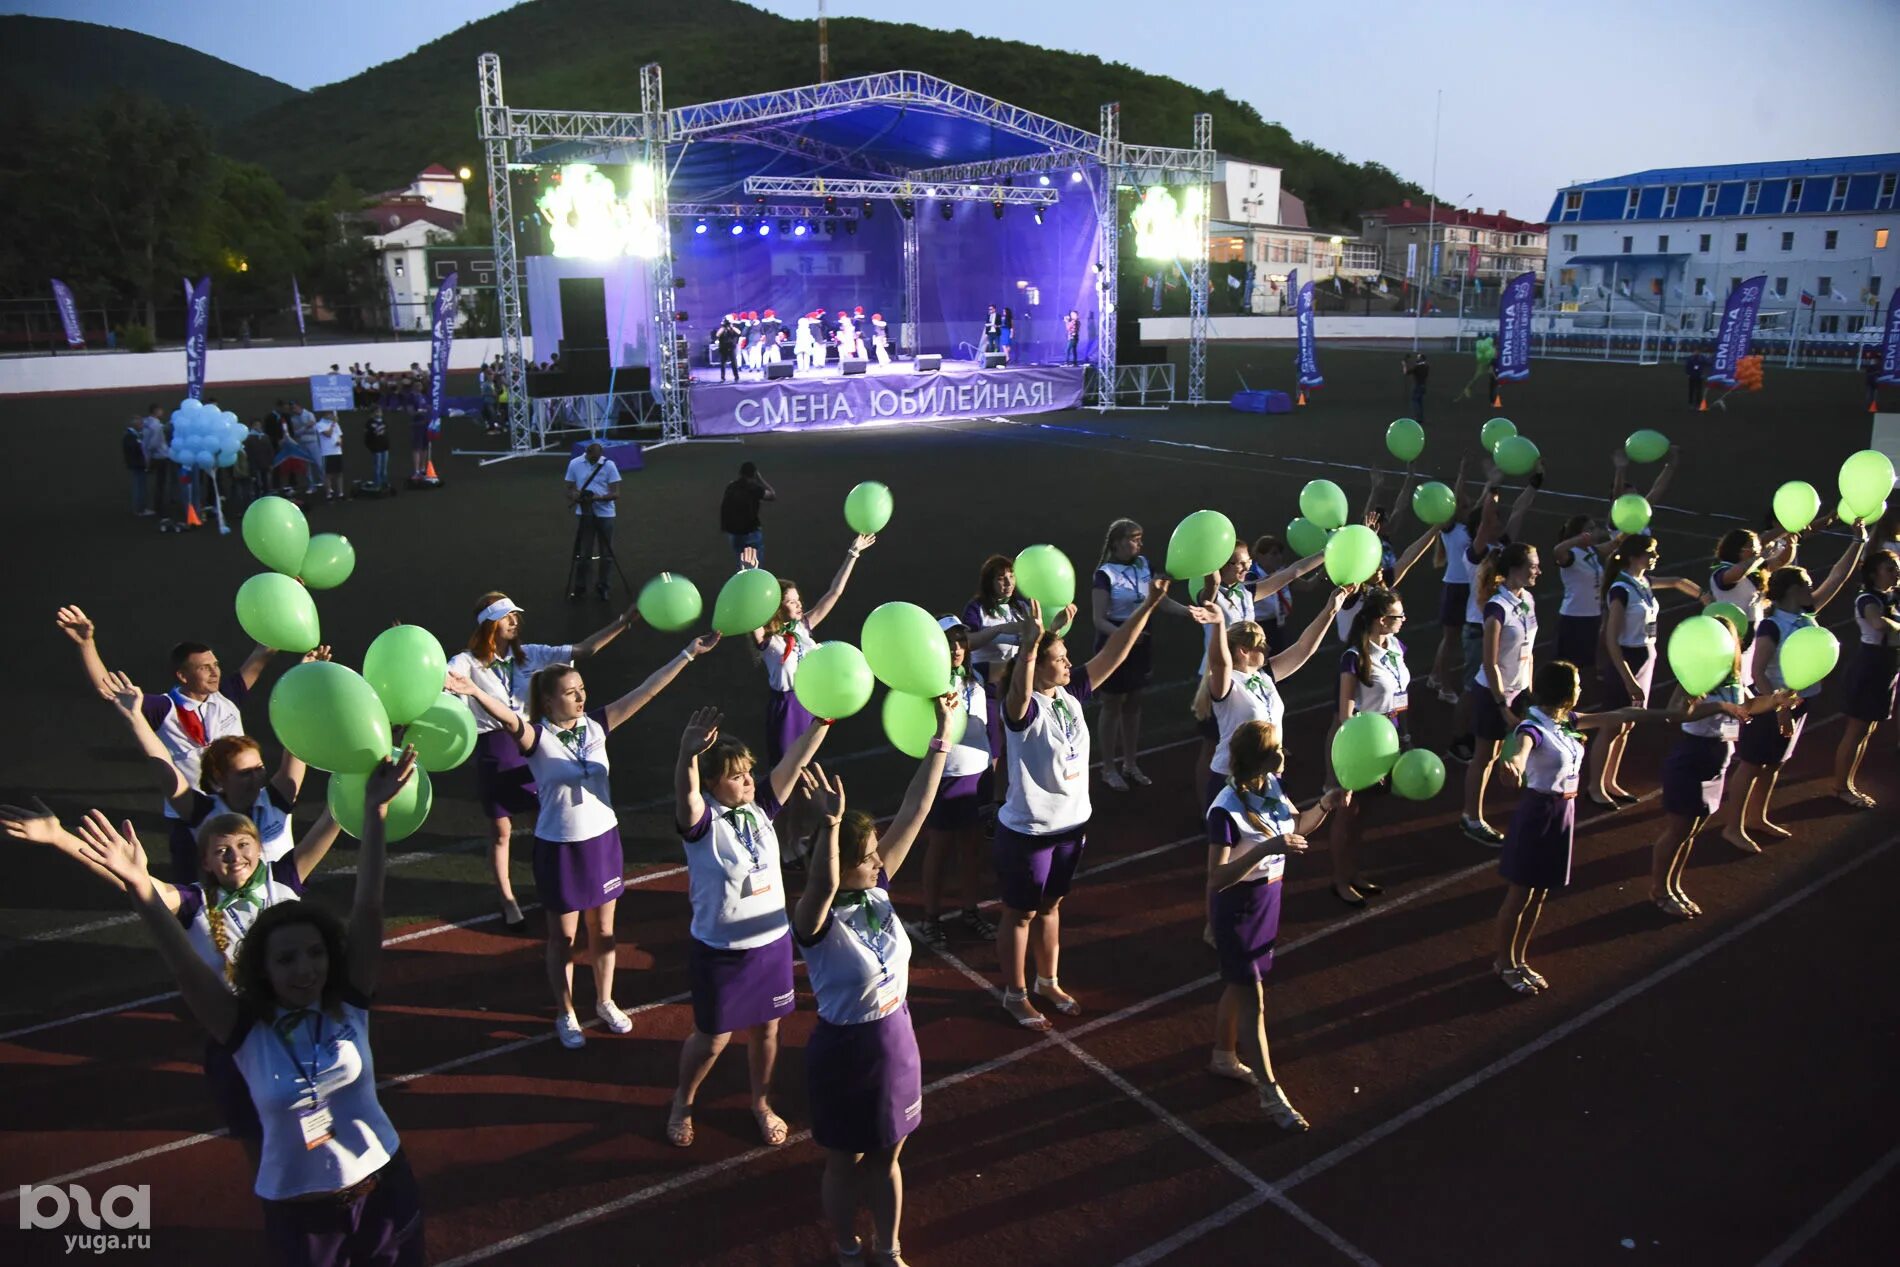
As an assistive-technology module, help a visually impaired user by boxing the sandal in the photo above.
[1033,977,1081,1016]
[836,1236,864,1265]
[1209,1051,1260,1085]
[1003,989,1051,1031]
[1123,765,1153,787]
[1518,965,1550,990]
[1756,820,1793,841]
[665,1103,695,1148]
[1259,1081,1310,1132]
[1332,883,1367,908]
[1834,788,1877,809]
[1353,878,1384,895]
[1674,893,1704,917]
[1100,766,1129,792]
[873,1248,911,1267]
[1652,893,1695,920]
[1499,966,1540,995]
[753,1104,789,1147]
[1586,792,1621,810]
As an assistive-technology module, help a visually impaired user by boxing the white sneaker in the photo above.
[555,1013,586,1048]
[595,1000,633,1034]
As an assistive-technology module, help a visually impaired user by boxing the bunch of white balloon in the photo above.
[171,398,246,471]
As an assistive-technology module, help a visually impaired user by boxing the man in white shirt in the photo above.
[565,442,622,600]
[290,402,323,493]
[316,411,345,500]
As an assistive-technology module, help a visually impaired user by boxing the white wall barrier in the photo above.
[0,337,539,397]
[1138,316,1464,342]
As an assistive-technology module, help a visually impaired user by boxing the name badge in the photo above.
[874,972,902,1016]
[742,870,774,898]
[297,1103,334,1151]
[1644,620,1659,642]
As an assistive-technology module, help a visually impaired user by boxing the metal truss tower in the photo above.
[1095,102,1121,408]
[1187,112,1213,404]
[641,63,690,445]
[478,54,531,451]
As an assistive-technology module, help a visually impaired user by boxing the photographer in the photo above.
[715,314,742,383]
[565,442,622,601]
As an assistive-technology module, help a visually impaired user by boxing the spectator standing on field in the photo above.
[720,461,776,564]
[242,421,273,503]
[1402,353,1430,424]
[363,408,391,490]
[316,412,345,501]
[1686,350,1709,408]
[123,416,150,516]
[141,404,173,524]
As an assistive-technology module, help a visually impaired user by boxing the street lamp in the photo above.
[457,166,473,181]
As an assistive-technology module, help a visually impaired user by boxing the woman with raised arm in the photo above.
[1445,462,1540,762]
[71,752,424,1266]
[793,701,954,1267]
[446,631,719,1049]
[666,706,832,1150]
[1194,540,1325,791]
[1328,588,1412,906]
[1707,525,1798,685]
[1589,535,1702,805]
[1460,543,1541,844]
[1831,550,1900,806]
[445,592,642,930]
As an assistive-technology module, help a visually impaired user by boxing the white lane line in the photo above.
[1755,1140,1900,1267]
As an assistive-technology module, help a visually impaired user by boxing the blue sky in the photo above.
[9,0,1897,220]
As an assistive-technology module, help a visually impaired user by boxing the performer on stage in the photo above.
[984,305,1001,354]
[795,312,819,371]
[743,312,763,374]
[759,310,783,365]
[836,310,858,363]
[1064,310,1080,364]
[1000,307,1014,363]
[850,308,869,359]
[871,313,891,365]
[716,315,741,383]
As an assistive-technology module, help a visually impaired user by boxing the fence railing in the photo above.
[0,299,502,356]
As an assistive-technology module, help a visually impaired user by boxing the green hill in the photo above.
[0,16,303,129]
[222,0,1417,228]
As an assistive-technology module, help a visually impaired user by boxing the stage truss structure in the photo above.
[476,60,1214,449]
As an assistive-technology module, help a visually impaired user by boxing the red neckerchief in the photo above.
[170,688,207,747]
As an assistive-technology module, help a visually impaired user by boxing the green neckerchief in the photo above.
[554,719,588,752]
[833,887,883,934]
[272,1007,318,1041]
[212,861,270,912]
[1049,694,1079,742]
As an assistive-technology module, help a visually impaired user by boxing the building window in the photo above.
[1698,233,1711,253]
[1781,231,1795,251]
[1872,276,1884,296]
[1879,174,1897,211]
[1561,233,1577,252]
[1848,316,1866,333]
[1819,315,1840,333]
[1772,277,1788,297]
[1701,184,1718,215]
[1878,229,1891,250]
[1735,232,1748,251]
[1622,235,1633,254]
[1817,275,1832,297]
[1828,176,1849,212]
[1563,190,1581,218]
[1624,188,1640,219]
[1658,234,1670,252]
[1731,276,1743,293]
[1693,277,1707,296]
[1663,186,1680,216]
[1559,267,1577,288]
[1742,181,1760,214]
[1786,178,1804,211]
[1824,229,1838,250]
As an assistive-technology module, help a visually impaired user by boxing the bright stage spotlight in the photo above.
[759,222,772,236]
[1033,207,1045,225]
[1071,170,1083,183]
[694,219,708,235]
[730,222,745,236]
[940,202,954,221]
[1038,174,1051,187]
[793,222,808,237]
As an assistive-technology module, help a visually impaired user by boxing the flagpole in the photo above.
[1413,88,1441,353]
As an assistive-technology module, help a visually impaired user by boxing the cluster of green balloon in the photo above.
[793,641,875,719]
[638,572,704,632]
[1666,615,1737,696]
[235,573,320,653]
[1164,509,1237,581]
[1474,337,1497,367]
[1493,434,1540,476]
[1480,417,1516,452]
[270,661,392,774]
[1332,713,1400,792]
[1411,481,1457,527]
[712,568,782,636]
[328,751,435,842]
[1624,430,1670,464]
[300,534,356,590]
[243,497,310,575]
[1779,626,1840,692]
[1390,749,1445,800]
[1838,450,1895,524]
[1325,524,1382,586]
[364,625,448,725]
[404,693,477,771]
[1385,418,1424,462]
[1299,480,1349,530]
[862,602,951,696]
[1286,516,1330,557]
[1014,544,1075,632]
[1772,481,1820,534]
[1703,601,1748,639]
[1610,493,1652,536]
[844,481,894,534]
[881,687,969,758]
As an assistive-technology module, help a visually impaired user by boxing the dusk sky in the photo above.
[9,0,1897,222]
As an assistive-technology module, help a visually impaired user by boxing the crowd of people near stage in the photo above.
[14,439,1900,1267]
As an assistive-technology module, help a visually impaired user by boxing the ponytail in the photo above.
[1479,542,1533,605]
[1344,589,1398,686]
[1600,534,1655,605]
[1099,518,1141,567]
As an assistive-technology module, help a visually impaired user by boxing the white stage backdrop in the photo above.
[524,255,654,368]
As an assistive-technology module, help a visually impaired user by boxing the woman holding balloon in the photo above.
[447,631,719,1049]
[1461,543,1541,844]
[1707,528,1798,680]
[1329,588,1413,905]
[1196,592,1347,808]
[1831,549,1900,807]
[1090,519,1212,791]
[1588,536,1701,805]
[446,593,642,930]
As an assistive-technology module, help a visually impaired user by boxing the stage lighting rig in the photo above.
[862,199,874,219]
[940,202,954,221]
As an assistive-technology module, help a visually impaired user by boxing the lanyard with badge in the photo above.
[837,893,901,1015]
[1626,578,1657,643]
[273,1010,335,1150]
[1242,672,1275,712]
[486,656,517,708]
[725,805,773,897]
[1532,709,1584,791]
[1048,693,1082,772]
[1378,641,1410,714]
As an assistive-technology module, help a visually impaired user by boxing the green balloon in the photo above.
[1299,479,1350,531]
[1493,434,1540,476]
[1624,429,1669,464]
[1480,417,1517,452]
[862,601,952,696]
[405,693,477,772]
[1411,481,1457,527]
[1331,712,1401,792]
[1475,338,1497,366]
[234,572,320,653]
[299,534,356,590]
[638,572,703,632]
[1667,615,1737,697]
[1390,748,1446,801]
[1286,516,1330,559]
[1772,481,1820,534]
[270,661,392,774]
[1840,497,1888,527]
[880,688,968,759]
[1164,508,1237,581]
[242,496,310,575]
[1778,625,1840,692]
[1324,524,1383,586]
[1013,544,1075,610]
[793,641,875,719]
[1385,417,1425,462]
[844,481,894,534]
[1839,449,1897,519]
[1610,493,1652,536]
[1703,601,1749,639]
[327,756,433,842]
[713,568,783,636]
[363,625,449,726]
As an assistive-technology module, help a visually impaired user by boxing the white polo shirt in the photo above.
[797,888,912,1027]
[1607,576,1658,648]
[565,456,621,518]
[522,708,617,841]
[1094,557,1153,623]
[760,621,815,692]
[1000,677,1093,836]
[1514,708,1586,795]
[174,858,305,979]
[681,789,791,950]
[1476,589,1538,695]
[1209,669,1283,776]
[1340,639,1411,719]
[945,669,992,778]
[1205,777,1297,884]
[141,686,247,819]
[446,642,575,735]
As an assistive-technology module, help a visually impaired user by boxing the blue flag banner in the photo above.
[1296,281,1323,388]
[1876,289,1900,386]
[1242,262,1256,312]
[292,276,307,338]
[1497,271,1535,382]
[1709,275,1767,386]
[1285,268,1298,313]
[184,276,211,400]
[1429,241,1442,279]
[50,279,83,346]
[428,271,459,436]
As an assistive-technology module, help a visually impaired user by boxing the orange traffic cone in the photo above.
[1296,390,1307,406]
[1698,394,1708,412]
[185,502,203,528]
[1871,399,1879,414]
[1491,393,1502,407]
[425,460,438,481]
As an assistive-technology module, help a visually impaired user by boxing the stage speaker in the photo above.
[558,277,608,348]
[765,361,796,380]
[915,354,942,372]
[841,359,868,376]
[982,351,1007,369]
[558,347,615,395]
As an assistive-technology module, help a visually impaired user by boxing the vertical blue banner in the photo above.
[1497,271,1535,382]
[428,271,459,436]
[1709,275,1767,386]
[1285,268,1298,314]
[1879,289,1900,386]
[292,276,307,338]
[1241,262,1256,312]
[49,279,83,346]
[1295,281,1323,388]
[184,276,211,400]
[1429,241,1442,279]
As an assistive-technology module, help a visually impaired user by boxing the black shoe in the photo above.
[1331,883,1367,908]
[1446,739,1476,765]
[595,587,610,601]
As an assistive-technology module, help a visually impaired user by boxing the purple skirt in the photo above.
[262,1149,424,1267]
[992,821,1087,912]
[1498,790,1576,889]
[807,1005,923,1154]
[1662,732,1734,819]
[927,770,992,830]
[1556,614,1601,669]
[1093,630,1153,694]
[532,827,624,914]
[688,932,795,1035]
[1599,644,1655,708]
[475,728,540,820]
[203,1037,261,1139]
[1844,643,1899,723]
[1471,686,1527,743]
[1439,582,1471,628]
[1737,698,1810,769]
[1209,875,1284,984]
[764,687,814,766]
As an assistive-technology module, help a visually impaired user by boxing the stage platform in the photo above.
[687,358,1085,436]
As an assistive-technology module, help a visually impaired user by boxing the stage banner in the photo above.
[184,276,211,400]
[1709,275,1766,386]
[292,276,307,339]
[428,271,459,435]
[1876,289,1900,385]
[691,365,1085,437]
[1429,242,1442,279]
[1295,281,1323,388]
[1497,271,1535,382]
[50,279,83,346]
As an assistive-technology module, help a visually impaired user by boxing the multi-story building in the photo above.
[1208,158,1377,312]
[1358,200,1547,289]
[1543,154,1898,333]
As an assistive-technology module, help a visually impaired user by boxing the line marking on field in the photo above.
[1756,1140,1900,1267]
